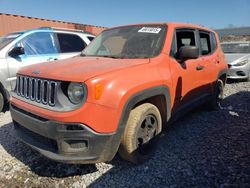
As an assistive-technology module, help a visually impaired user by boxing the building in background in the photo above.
[0,13,107,36]
[216,27,250,42]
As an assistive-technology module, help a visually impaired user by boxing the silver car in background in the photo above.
[0,27,95,112]
[221,41,250,81]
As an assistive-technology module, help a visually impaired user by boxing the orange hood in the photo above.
[19,56,149,82]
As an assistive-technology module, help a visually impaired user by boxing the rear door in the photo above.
[169,28,207,112]
[198,30,218,94]
[6,31,59,90]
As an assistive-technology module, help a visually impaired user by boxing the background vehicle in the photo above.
[221,41,250,81]
[10,23,228,164]
[0,27,95,112]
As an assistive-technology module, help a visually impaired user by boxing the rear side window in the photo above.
[16,32,58,55]
[199,31,211,55]
[57,33,86,53]
[211,32,218,52]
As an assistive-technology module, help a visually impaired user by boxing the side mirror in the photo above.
[178,46,199,61]
[8,47,25,57]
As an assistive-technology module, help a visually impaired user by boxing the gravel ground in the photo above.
[0,81,249,188]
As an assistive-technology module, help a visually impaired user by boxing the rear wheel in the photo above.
[206,79,224,110]
[118,103,162,164]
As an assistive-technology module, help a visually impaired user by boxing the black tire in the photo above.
[206,79,224,111]
[0,91,4,113]
[118,103,162,164]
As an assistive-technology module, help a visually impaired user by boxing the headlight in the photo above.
[67,82,85,104]
[234,59,248,66]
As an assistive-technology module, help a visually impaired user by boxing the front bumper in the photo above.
[10,104,120,164]
[227,63,250,79]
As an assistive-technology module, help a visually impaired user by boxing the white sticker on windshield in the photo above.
[138,27,161,34]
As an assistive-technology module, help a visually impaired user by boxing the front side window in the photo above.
[57,33,86,53]
[83,25,167,58]
[199,31,211,55]
[170,29,196,58]
[16,32,58,55]
[221,43,250,53]
[0,32,22,50]
[176,30,196,52]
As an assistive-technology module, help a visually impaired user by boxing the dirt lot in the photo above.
[0,81,249,188]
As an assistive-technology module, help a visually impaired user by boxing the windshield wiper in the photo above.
[80,54,123,58]
[98,55,124,59]
[80,53,86,57]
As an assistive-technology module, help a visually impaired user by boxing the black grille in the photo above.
[16,75,58,106]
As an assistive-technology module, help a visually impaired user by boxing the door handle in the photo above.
[47,57,53,61]
[47,57,58,61]
[196,65,204,71]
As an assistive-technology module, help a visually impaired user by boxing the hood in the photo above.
[19,56,150,82]
[224,53,250,64]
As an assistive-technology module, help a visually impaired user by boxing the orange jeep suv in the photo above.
[10,23,228,164]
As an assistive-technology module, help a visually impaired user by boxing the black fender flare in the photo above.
[105,85,171,161]
[119,85,171,126]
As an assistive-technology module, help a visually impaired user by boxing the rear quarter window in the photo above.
[87,36,95,41]
[211,32,218,52]
[57,33,87,53]
[199,31,211,55]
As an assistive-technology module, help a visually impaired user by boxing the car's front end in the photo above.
[222,42,250,80]
[10,72,123,163]
[226,56,250,79]
[9,54,149,163]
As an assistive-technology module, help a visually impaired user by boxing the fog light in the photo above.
[61,139,88,153]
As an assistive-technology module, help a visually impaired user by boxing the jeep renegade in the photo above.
[10,23,228,164]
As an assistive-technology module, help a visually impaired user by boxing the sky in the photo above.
[0,0,250,29]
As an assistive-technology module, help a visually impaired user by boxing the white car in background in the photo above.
[0,27,95,112]
[221,41,250,81]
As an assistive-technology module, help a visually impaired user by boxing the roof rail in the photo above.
[37,27,53,30]
[37,27,94,35]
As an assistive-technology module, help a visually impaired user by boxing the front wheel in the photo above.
[118,103,162,164]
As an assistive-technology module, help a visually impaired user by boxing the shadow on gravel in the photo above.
[0,91,249,185]
[89,91,250,187]
[0,122,98,178]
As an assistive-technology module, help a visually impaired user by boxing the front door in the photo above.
[169,29,207,112]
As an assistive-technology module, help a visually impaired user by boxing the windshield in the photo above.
[82,25,166,58]
[222,43,250,53]
[0,32,22,50]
